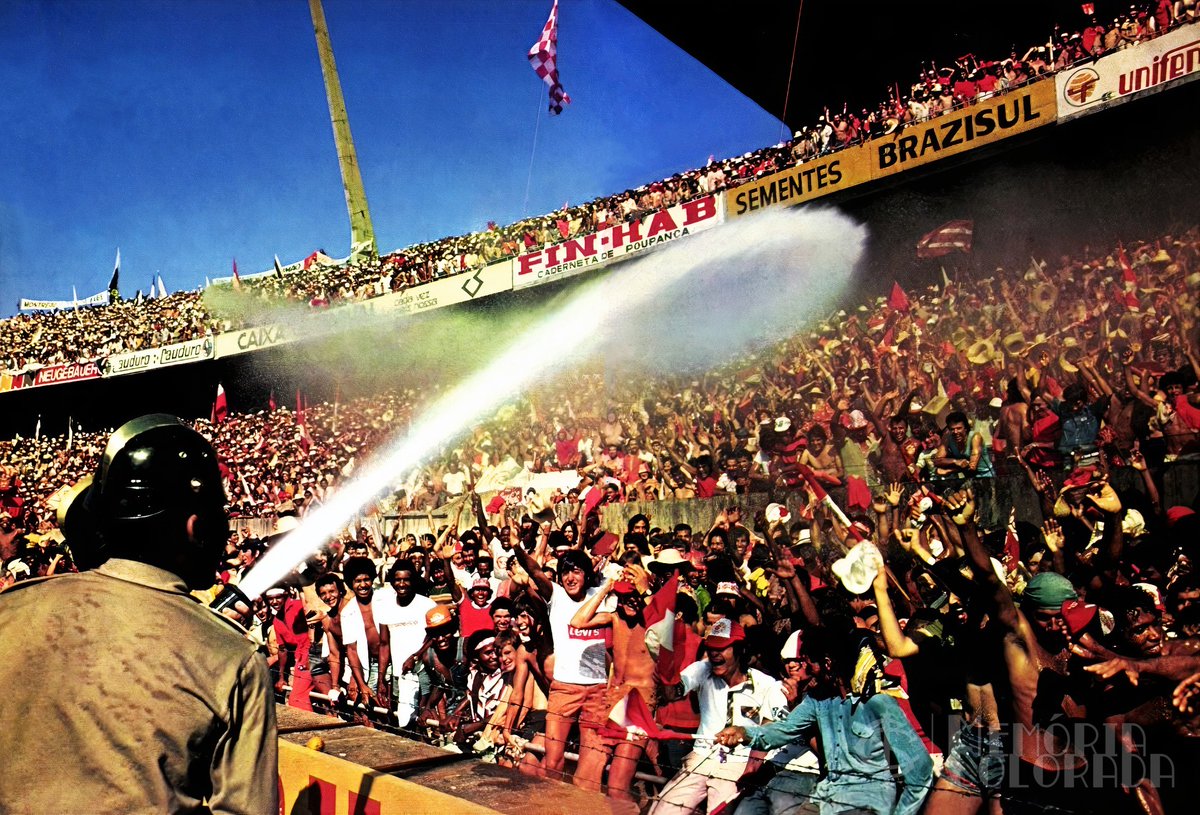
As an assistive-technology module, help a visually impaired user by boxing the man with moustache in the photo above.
[650,618,778,815]
[511,542,610,789]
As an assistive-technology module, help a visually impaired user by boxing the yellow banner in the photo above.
[870,81,1056,177]
[278,740,498,815]
[724,80,1058,219]
[725,148,870,219]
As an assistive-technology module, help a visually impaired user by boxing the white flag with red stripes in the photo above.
[528,1,571,114]
[916,220,974,258]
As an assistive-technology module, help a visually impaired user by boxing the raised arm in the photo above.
[871,552,920,658]
[944,489,1021,634]
[570,577,616,629]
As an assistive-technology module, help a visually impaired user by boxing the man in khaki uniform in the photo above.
[0,414,277,814]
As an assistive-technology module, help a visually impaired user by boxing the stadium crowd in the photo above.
[2,7,1199,812]
[3,5,1194,372]
[3,216,1200,813]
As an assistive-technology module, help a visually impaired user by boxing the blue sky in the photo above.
[0,0,783,314]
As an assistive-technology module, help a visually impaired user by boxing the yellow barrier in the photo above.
[278,740,498,815]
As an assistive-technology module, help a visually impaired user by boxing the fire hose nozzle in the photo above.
[210,584,253,620]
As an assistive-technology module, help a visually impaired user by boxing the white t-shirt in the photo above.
[373,588,436,675]
[547,583,608,685]
[442,470,468,496]
[680,660,778,760]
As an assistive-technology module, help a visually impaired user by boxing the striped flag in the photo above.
[600,688,694,742]
[212,383,228,423]
[643,572,679,660]
[916,219,974,258]
[528,1,571,114]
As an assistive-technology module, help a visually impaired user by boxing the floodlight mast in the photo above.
[309,0,378,262]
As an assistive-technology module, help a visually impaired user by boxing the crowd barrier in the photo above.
[279,739,498,815]
[599,462,1200,540]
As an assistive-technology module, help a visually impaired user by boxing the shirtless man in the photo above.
[997,380,1029,463]
[341,557,392,714]
[945,490,1119,814]
[315,573,350,703]
[872,412,923,484]
[799,426,842,485]
[571,576,657,800]
[870,548,1006,813]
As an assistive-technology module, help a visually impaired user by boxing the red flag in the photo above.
[1119,245,1137,288]
[1112,282,1139,311]
[916,220,974,258]
[296,389,311,454]
[599,688,694,741]
[1002,507,1021,572]
[643,572,679,661]
[231,259,242,291]
[556,218,570,239]
[528,1,571,114]
[212,383,228,424]
[268,390,276,412]
[888,281,910,311]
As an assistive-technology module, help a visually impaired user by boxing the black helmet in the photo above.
[59,414,229,585]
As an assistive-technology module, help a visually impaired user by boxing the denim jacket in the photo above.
[745,693,932,815]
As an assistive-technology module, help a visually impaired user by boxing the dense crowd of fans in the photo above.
[2,8,1199,812]
[3,7,1194,373]
[3,213,1200,812]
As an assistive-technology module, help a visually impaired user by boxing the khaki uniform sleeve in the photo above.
[208,651,279,815]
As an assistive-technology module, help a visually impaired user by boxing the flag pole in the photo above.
[521,85,545,217]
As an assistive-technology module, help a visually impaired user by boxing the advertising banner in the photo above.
[101,348,161,378]
[213,322,294,359]
[155,336,215,369]
[512,195,721,290]
[31,361,102,388]
[871,81,1056,178]
[725,148,870,218]
[351,260,513,317]
[1056,25,1200,120]
[18,290,109,311]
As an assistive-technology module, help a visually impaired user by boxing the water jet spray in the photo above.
[225,207,867,604]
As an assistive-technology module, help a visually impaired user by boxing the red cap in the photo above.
[1061,599,1097,636]
[704,617,745,649]
[1167,506,1196,526]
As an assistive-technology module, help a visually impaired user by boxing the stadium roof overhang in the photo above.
[616,0,1100,133]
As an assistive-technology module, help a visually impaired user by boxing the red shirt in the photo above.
[695,476,719,499]
[459,599,495,640]
[272,598,312,667]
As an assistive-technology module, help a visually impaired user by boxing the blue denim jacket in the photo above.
[745,693,932,815]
